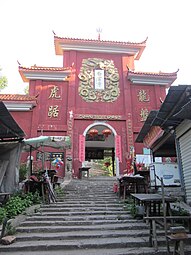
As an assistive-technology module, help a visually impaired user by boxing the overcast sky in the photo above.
[0,0,190,94]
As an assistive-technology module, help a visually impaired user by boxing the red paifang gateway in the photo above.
[0,34,178,178]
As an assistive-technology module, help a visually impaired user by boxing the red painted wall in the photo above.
[29,80,68,137]
[11,111,33,138]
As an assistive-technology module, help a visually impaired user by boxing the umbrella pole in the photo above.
[29,146,32,176]
[41,144,45,171]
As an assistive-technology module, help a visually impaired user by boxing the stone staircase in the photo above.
[1,176,191,254]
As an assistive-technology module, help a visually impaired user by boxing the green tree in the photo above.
[24,85,29,94]
[0,67,8,91]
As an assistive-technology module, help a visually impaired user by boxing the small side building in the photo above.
[136,85,191,204]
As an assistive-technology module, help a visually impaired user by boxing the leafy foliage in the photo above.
[54,186,64,196]
[0,191,41,224]
[0,67,8,90]
[19,163,28,182]
[0,76,8,90]
[95,157,113,176]
[171,204,190,216]
[0,208,6,224]
[5,221,16,235]
[24,85,29,94]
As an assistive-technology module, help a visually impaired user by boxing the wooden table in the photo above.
[79,167,91,179]
[118,176,147,199]
[131,193,176,217]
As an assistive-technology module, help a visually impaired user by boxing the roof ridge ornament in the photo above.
[96,27,102,41]
[52,30,56,36]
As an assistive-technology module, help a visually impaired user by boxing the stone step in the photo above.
[27,211,130,217]
[14,229,150,241]
[35,207,129,216]
[41,203,122,208]
[39,209,127,214]
[62,195,117,199]
[19,219,138,227]
[30,211,130,217]
[17,222,147,233]
[0,236,152,252]
[62,194,117,198]
[0,247,180,255]
[56,198,119,202]
[40,205,123,213]
[26,213,133,221]
[4,176,191,254]
[40,202,124,207]
[2,235,188,254]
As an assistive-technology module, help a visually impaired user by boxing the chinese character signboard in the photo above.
[85,148,104,160]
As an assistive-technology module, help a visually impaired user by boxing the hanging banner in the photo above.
[115,135,122,162]
[79,135,85,162]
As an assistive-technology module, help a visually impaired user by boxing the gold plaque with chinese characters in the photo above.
[78,58,120,102]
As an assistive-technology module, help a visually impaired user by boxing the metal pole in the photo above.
[161,177,170,253]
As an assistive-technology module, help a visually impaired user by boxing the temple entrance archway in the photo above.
[83,122,119,176]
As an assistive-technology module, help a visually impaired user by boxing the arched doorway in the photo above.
[83,122,120,176]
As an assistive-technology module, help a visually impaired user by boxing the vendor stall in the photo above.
[23,135,71,176]
[0,101,25,194]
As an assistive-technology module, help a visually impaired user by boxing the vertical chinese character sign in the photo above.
[47,85,61,118]
[79,135,85,162]
[115,135,122,162]
[94,70,104,90]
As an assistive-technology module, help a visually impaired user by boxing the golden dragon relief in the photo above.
[78,58,120,102]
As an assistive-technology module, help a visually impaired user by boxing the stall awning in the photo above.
[23,136,71,151]
[0,101,25,139]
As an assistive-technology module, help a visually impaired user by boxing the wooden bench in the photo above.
[167,226,191,255]
[144,216,191,251]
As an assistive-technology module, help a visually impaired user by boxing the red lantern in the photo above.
[89,128,98,137]
[102,128,112,138]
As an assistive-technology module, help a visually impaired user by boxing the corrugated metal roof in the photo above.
[152,85,190,128]
[135,85,191,157]
[135,85,191,143]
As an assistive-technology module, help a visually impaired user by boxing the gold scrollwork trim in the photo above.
[78,114,121,120]
[78,58,120,102]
